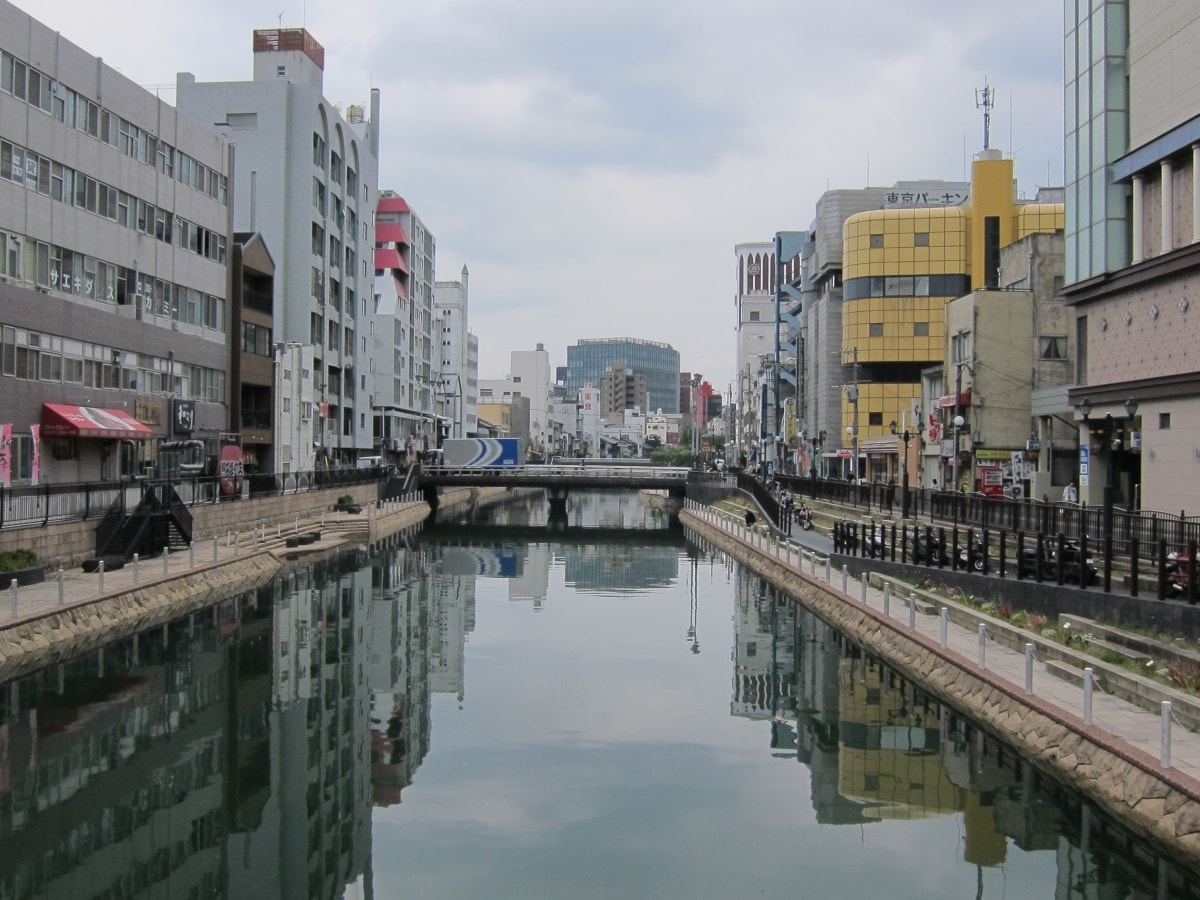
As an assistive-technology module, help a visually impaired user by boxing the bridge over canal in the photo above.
[417,462,692,512]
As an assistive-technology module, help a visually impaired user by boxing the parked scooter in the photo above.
[958,533,988,572]
[1018,540,1098,585]
[1166,552,1195,598]
[909,529,949,566]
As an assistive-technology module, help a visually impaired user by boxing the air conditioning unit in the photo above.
[1025,439,1040,452]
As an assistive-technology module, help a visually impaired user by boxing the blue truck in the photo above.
[438,438,523,467]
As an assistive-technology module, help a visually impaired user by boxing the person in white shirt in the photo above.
[1063,480,1078,503]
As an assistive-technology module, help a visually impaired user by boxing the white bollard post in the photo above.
[940,607,948,648]
[98,559,105,593]
[883,582,891,617]
[189,542,195,567]
[811,553,817,576]
[978,624,987,669]
[163,547,169,576]
[213,537,219,562]
[1162,701,1173,768]
[825,559,831,584]
[1084,668,1094,726]
[10,579,17,618]
[842,566,848,594]
[57,567,64,606]
[908,594,916,630]
[1025,643,1034,695]
[861,573,868,604]
[133,552,140,584]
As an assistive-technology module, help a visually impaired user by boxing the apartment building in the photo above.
[177,28,380,467]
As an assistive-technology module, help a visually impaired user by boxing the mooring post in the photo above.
[1025,643,1034,695]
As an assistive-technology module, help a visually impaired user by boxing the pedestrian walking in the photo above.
[1063,480,1078,504]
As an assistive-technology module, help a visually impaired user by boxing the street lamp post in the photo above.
[809,430,825,496]
[890,417,923,519]
[1076,397,1138,543]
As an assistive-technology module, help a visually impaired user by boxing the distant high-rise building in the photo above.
[566,338,680,414]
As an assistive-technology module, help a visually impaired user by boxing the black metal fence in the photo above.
[829,516,1200,604]
[777,474,1200,556]
[0,467,388,531]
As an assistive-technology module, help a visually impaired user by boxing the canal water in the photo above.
[0,490,1196,899]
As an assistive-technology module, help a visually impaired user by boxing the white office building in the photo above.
[434,267,479,439]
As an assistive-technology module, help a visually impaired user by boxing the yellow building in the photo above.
[840,150,1064,482]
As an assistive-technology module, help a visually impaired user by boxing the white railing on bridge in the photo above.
[426,464,690,481]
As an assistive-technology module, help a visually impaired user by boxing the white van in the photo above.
[356,456,383,469]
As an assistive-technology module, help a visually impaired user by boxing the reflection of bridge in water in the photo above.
[418,464,691,512]
[421,522,688,547]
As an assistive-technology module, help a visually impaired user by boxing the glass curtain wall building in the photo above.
[565,338,680,414]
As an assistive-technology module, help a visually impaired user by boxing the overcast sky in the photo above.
[20,0,1064,395]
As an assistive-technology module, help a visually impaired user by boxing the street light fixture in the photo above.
[890,416,923,519]
[951,414,966,492]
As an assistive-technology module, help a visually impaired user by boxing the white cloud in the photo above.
[16,0,1064,392]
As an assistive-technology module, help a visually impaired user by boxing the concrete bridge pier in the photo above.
[547,486,569,516]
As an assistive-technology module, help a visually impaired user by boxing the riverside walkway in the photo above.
[0,497,430,636]
[682,499,1200,822]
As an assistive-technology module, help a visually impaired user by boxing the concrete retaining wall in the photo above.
[0,553,281,683]
[683,510,1200,869]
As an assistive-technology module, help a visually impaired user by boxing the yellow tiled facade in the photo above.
[838,155,1065,456]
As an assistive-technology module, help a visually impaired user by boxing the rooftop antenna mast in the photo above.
[975,79,995,150]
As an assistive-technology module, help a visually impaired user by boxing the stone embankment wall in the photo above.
[0,484,383,568]
[0,553,281,683]
[0,485,519,683]
[683,510,1200,870]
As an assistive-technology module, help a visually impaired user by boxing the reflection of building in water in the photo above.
[793,607,876,824]
[510,543,550,607]
[0,598,234,897]
[427,549,476,699]
[563,542,680,595]
[730,574,796,730]
[835,652,963,821]
[366,537,433,807]
[257,558,371,898]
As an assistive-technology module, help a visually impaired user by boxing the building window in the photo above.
[913,322,929,337]
[1159,412,1171,429]
[869,233,884,249]
[914,232,929,247]
[749,311,760,322]
[868,412,883,426]
[869,322,884,337]
[1038,336,1068,360]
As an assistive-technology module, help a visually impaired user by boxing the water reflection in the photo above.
[0,497,1195,898]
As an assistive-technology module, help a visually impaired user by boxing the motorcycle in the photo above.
[958,533,988,572]
[909,529,949,566]
[797,505,814,531]
[1166,553,1195,599]
[832,521,858,552]
[1017,540,1098,586]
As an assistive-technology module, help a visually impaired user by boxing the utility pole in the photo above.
[844,347,859,482]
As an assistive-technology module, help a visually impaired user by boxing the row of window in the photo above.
[0,50,227,204]
[0,324,227,403]
[309,266,358,318]
[313,133,359,198]
[0,229,226,332]
[1,139,227,265]
[843,274,971,301]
